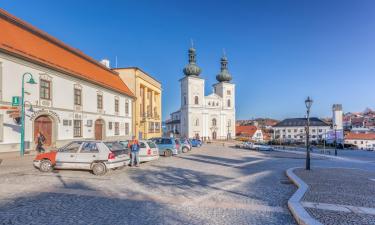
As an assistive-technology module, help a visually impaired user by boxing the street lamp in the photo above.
[305,96,313,170]
[334,124,337,156]
[20,72,37,157]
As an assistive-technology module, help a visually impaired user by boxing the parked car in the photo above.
[153,138,180,156]
[190,139,202,147]
[33,141,130,175]
[178,138,191,153]
[138,140,160,162]
[253,144,273,151]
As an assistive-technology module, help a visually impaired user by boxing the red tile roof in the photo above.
[0,9,134,97]
[236,125,258,137]
[345,133,375,140]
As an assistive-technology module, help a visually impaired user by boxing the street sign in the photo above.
[12,96,20,106]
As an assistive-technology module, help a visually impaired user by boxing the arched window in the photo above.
[227,120,231,127]
[212,118,217,126]
[227,99,231,107]
[184,96,187,105]
[195,119,199,126]
[194,96,199,105]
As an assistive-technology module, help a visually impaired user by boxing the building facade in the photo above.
[236,125,264,143]
[273,118,330,143]
[165,110,181,137]
[0,9,134,152]
[114,67,162,139]
[171,47,235,140]
[345,133,375,150]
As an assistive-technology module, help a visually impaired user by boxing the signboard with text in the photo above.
[12,96,20,106]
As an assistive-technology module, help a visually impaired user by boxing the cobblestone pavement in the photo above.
[295,168,375,225]
[1,145,374,225]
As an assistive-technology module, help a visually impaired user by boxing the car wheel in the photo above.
[92,162,107,176]
[182,147,189,153]
[39,159,53,172]
[164,149,172,157]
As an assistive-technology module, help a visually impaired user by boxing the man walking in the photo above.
[36,132,46,153]
[129,137,140,167]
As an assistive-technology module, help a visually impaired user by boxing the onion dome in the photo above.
[216,55,232,82]
[183,47,202,76]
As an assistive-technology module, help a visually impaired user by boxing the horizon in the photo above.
[2,0,375,120]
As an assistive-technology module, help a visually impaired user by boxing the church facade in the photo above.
[170,47,236,140]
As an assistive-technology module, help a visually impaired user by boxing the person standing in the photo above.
[36,132,46,153]
[129,137,140,167]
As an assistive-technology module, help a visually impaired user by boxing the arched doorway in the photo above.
[212,131,217,140]
[34,115,53,146]
[95,119,105,140]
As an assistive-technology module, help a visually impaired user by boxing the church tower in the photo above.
[180,46,205,138]
[213,54,236,139]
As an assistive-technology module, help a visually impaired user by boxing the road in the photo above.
[0,144,374,225]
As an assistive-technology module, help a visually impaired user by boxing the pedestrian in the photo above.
[129,137,140,167]
[36,132,46,153]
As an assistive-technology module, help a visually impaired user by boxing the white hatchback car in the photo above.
[139,140,160,162]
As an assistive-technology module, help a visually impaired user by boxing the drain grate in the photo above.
[280,179,293,185]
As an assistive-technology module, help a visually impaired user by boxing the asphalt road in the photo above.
[1,144,374,225]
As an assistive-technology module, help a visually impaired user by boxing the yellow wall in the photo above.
[115,68,162,139]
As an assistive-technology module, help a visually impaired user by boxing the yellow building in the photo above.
[114,67,162,139]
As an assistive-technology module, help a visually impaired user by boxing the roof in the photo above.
[113,67,162,85]
[0,9,134,98]
[273,118,329,127]
[236,125,258,137]
[345,133,375,140]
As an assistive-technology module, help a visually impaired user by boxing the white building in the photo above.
[273,118,330,143]
[0,9,134,152]
[171,47,235,140]
[345,133,375,150]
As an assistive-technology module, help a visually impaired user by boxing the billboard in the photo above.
[325,129,344,144]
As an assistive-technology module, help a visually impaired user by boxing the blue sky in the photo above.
[2,0,375,120]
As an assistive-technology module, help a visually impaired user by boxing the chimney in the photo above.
[100,59,110,68]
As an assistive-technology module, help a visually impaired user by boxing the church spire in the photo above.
[183,40,201,76]
[216,50,232,82]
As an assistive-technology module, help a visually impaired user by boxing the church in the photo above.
[167,46,236,140]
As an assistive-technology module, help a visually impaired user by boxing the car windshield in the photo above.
[140,142,147,148]
[147,141,156,148]
[105,142,125,151]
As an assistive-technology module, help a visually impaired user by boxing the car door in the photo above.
[138,141,148,161]
[75,142,100,170]
[55,142,82,169]
[147,141,159,156]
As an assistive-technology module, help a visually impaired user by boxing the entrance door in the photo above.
[212,131,217,140]
[34,116,53,146]
[95,119,104,140]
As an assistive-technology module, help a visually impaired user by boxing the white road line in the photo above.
[302,201,375,215]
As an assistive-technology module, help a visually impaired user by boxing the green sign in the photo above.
[12,96,20,106]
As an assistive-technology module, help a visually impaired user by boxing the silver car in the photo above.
[33,141,130,175]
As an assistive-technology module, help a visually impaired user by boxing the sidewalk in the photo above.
[294,168,375,225]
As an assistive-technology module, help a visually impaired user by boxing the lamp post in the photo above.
[20,72,37,157]
[334,124,337,156]
[305,96,313,170]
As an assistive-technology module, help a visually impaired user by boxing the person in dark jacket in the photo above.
[36,132,46,153]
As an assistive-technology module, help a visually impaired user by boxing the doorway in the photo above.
[34,115,53,146]
[95,119,105,140]
[212,131,217,140]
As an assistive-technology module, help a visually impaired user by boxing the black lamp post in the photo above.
[305,96,313,170]
[334,124,337,156]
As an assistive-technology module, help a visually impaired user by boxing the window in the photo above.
[184,96,187,105]
[73,120,82,137]
[288,129,291,133]
[40,79,51,100]
[59,142,82,153]
[294,129,297,132]
[149,122,154,133]
[312,129,316,132]
[125,102,129,115]
[195,119,199,126]
[227,99,231,107]
[74,88,82,106]
[194,96,199,105]
[319,129,322,132]
[97,94,103,109]
[227,90,231,95]
[212,118,217,126]
[227,120,231,126]
[115,99,119,113]
[208,102,211,106]
[80,142,99,153]
[109,122,112,130]
[140,103,144,116]
[125,123,129,135]
[114,122,119,135]
[288,135,291,138]
[155,122,160,132]
[216,102,219,106]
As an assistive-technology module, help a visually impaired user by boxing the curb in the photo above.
[286,167,323,225]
